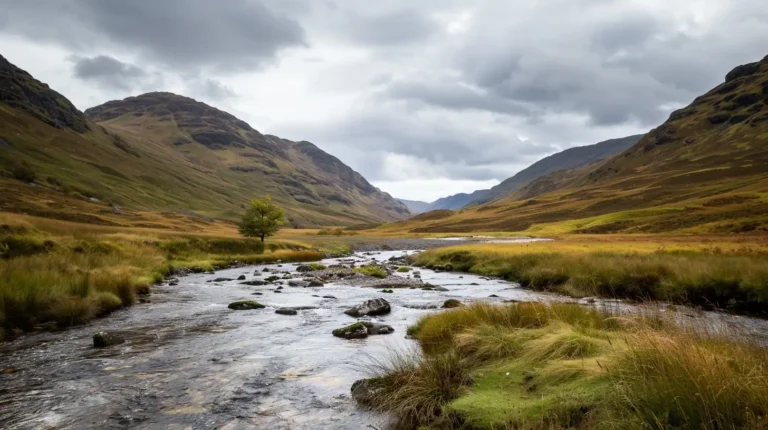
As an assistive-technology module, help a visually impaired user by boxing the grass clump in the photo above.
[354,264,388,279]
[415,244,768,315]
[360,302,768,429]
[396,266,410,273]
[309,263,327,271]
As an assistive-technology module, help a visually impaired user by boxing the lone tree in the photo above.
[239,196,286,242]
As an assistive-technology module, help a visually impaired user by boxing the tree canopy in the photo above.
[238,196,286,242]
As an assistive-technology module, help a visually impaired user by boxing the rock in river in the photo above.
[228,300,265,310]
[93,331,125,348]
[212,277,233,282]
[442,299,463,308]
[332,322,395,339]
[344,298,391,317]
[241,280,267,286]
[275,308,298,316]
[237,275,246,281]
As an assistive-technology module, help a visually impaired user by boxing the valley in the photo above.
[1,17,768,430]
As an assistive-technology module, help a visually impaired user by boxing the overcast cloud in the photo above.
[1,0,766,201]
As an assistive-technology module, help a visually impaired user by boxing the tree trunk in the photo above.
[260,233,265,242]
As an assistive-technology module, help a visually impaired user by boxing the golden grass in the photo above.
[0,213,325,337]
[414,240,768,315]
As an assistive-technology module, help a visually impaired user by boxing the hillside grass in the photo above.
[360,302,768,429]
[0,212,323,339]
[413,239,768,315]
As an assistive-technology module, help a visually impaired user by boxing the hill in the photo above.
[421,135,642,211]
[0,56,409,227]
[378,55,768,234]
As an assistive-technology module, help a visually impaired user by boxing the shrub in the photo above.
[91,292,123,316]
[10,161,36,183]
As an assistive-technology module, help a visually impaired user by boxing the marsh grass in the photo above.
[0,226,323,336]
[362,302,768,429]
[416,245,768,315]
[354,264,388,279]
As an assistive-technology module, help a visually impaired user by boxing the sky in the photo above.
[1,1,767,202]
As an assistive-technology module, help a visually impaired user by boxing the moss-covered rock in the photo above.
[442,299,463,309]
[228,300,265,310]
[332,322,369,339]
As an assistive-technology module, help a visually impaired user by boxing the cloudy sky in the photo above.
[1,1,767,201]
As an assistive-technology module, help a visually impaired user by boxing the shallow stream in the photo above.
[2,247,767,429]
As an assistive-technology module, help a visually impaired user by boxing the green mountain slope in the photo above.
[380,55,768,234]
[0,56,409,227]
[421,135,642,211]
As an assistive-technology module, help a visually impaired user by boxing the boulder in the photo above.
[332,322,369,339]
[344,298,391,317]
[228,300,265,310]
[288,280,310,287]
[265,276,281,282]
[365,322,395,335]
[212,277,233,282]
[237,275,246,281]
[442,299,463,309]
[93,331,125,348]
[308,279,324,287]
[168,278,179,286]
[275,309,298,315]
[322,295,337,299]
[296,265,312,272]
[332,321,395,339]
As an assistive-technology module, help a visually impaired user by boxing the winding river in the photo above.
[2,246,768,429]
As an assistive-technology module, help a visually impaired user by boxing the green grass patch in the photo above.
[359,302,768,429]
[354,264,388,279]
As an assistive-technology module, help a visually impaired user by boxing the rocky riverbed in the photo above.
[2,245,767,429]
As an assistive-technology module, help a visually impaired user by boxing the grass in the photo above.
[361,302,768,429]
[354,264,388,279]
[414,240,768,315]
[0,214,324,338]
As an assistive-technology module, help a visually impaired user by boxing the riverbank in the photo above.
[0,213,327,338]
[356,301,768,429]
[413,237,768,315]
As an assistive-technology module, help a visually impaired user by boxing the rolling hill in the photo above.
[379,55,768,234]
[0,55,409,228]
[419,135,642,211]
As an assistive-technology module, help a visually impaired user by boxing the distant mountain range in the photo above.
[0,55,409,227]
[399,134,642,213]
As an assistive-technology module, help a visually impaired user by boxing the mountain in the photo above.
[0,55,409,227]
[427,190,490,211]
[379,55,768,234]
[469,135,643,206]
[418,135,642,211]
[398,199,431,214]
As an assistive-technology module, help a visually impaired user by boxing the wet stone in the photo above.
[93,332,125,348]
[275,309,298,316]
[237,275,246,281]
[344,298,391,317]
[228,300,265,310]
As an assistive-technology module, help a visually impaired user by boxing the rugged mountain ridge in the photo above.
[0,57,409,227]
[0,54,88,132]
[380,55,768,234]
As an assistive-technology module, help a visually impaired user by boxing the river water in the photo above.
[2,248,767,429]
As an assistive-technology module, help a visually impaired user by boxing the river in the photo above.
[2,247,767,429]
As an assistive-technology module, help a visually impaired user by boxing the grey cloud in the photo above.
[384,79,530,116]
[189,79,237,101]
[70,55,147,90]
[340,10,438,46]
[0,0,306,71]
